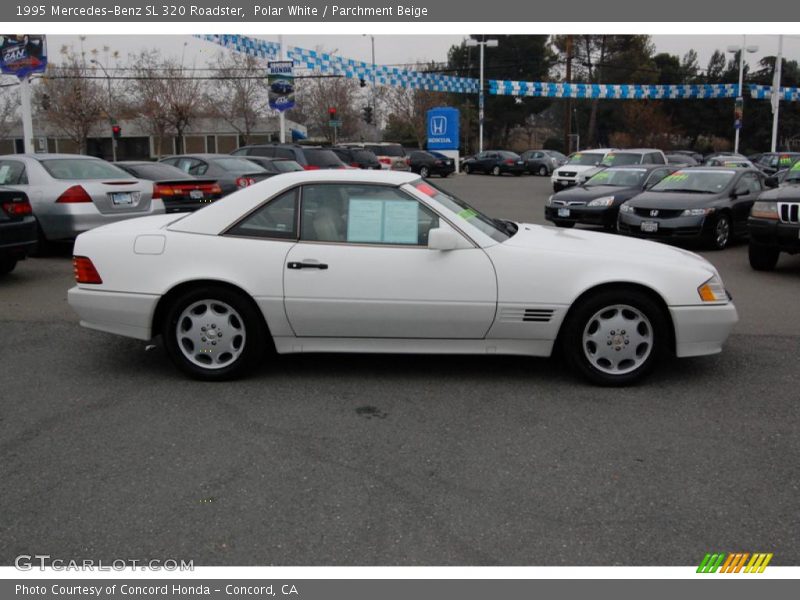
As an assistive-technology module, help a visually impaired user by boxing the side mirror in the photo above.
[428,227,460,251]
[765,176,779,189]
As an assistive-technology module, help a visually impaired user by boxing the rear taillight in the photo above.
[379,158,392,165]
[405,157,411,166]
[504,159,515,165]
[303,165,321,170]
[235,176,256,188]
[56,185,92,203]
[152,183,175,199]
[351,162,360,168]
[1,197,32,217]
[210,184,223,196]
[73,256,103,284]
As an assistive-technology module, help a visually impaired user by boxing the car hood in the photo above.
[625,190,723,209]
[554,184,640,202]
[554,164,600,174]
[760,183,800,201]
[505,222,714,269]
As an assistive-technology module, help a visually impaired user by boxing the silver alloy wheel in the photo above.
[420,166,430,177]
[715,216,730,248]
[538,165,548,176]
[582,304,653,375]
[492,166,501,176]
[176,300,246,369]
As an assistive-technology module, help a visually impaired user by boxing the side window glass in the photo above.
[227,189,297,239]
[0,161,26,185]
[275,148,294,159]
[746,174,762,193]
[300,184,439,246]
[187,160,207,176]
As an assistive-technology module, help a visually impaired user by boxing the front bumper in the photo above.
[68,286,160,340]
[617,213,709,240]
[544,205,616,227]
[670,302,738,358]
[748,217,800,254]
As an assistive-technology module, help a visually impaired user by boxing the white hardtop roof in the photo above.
[168,169,422,236]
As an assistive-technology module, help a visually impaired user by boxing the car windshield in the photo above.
[782,161,800,183]
[123,163,193,181]
[212,157,267,173]
[566,152,604,166]
[304,149,345,167]
[272,160,303,172]
[601,152,642,166]
[412,180,512,242]
[41,159,134,180]
[585,168,647,187]
[650,170,735,193]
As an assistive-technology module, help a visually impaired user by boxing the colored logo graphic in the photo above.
[697,552,773,573]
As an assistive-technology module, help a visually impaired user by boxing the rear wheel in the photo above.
[538,165,549,176]
[748,243,780,271]
[419,166,430,178]
[463,164,472,175]
[561,289,666,386]
[162,285,267,380]
[492,165,501,176]
[0,257,17,275]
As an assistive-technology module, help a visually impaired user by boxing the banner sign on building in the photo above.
[426,107,460,150]
[0,34,47,79]
[268,60,295,112]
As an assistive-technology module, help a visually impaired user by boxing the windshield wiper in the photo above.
[493,218,518,236]
[657,188,712,194]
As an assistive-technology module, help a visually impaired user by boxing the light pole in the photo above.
[726,36,758,154]
[771,35,783,153]
[362,34,377,128]
[90,58,116,162]
[465,36,498,153]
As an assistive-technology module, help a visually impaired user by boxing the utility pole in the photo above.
[90,59,116,161]
[563,35,573,154]
[770,35,783,153]
[20,76,34,153]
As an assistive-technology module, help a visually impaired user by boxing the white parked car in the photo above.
[551,148,616,192]
[68,170,738,386]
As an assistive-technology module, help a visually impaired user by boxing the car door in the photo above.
[282,183,497,339]
[731,172,762,232]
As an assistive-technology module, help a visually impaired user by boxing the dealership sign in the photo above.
[0,34,47,79]
[426,107,459,150]
[268,60,295,112]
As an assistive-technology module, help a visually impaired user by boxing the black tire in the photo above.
[554,221,575,228]
[419,166,430,178]
[707,212,732,250]
[514,171,523,177]
[560,288,667,386]
[491,165,501,176]
[463,164,472,175]
[162,285,267,380]
[0,257,17,275]
[538,165,549,176]
[748,243,780,271]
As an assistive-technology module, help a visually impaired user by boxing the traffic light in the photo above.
[362,105,373,125]
[111,124,122,140]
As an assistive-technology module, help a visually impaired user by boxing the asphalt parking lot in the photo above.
[1,174,798,566]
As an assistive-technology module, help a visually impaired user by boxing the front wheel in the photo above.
[162,285,267,380]
[491,165,501,176]
[560,289,667,386]
[707,213,731,250]
[419,166,430,178]
[538,165,549,176]
[748,243,780,271]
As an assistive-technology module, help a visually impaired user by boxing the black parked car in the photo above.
[407,150,455,178]
[747,164,800,270]
[330,147,381,170]
[116,161,223,213]
[545,165,674,230]
[158,154,270,196]
[617,167,771,250]
[0,187,37,275]
[232,144,347,170]
[462,150,525,176]
[520,149,566,176]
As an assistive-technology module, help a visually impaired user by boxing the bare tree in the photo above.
[206,52,268,145]
[0,86,19,142]
[383,81,442,147]
[35,47,105,153]
[293,74,362,142]
[128,50,202,156]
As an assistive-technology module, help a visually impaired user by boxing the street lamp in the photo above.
[90,58,117,162]
[465,36,498,153]
[726,36,759,154]
[362,34,377,129]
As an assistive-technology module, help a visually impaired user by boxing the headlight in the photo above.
[751,201,779,220]
[587,196,615,207]
[681,207,715,216]
[546,195,554,206]
[697,274,728,303]
[619,203,634,213]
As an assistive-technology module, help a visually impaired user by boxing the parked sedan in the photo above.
[407,150,455,178]
[617,167,768,249]
[69,170,737,387]
[520,149,565,176]
[116,162,223,213]
[0,154,163,244]
[545,165,674,230]
[0,187,37,274]
[462,151,526,176]
[159,154,270,196]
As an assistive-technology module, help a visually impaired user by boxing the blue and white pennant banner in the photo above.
[749,84,800,102]
[197,34,478,93]
[489,80,739,99]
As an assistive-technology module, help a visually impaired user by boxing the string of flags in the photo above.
[197,35,800,102]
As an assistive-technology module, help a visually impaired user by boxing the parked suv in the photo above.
[748,165,800,270]
[339,142,410,171]
[232,144,347,170]
[551,148,615,191]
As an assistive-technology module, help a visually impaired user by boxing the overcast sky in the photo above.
[44,34,797,74]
